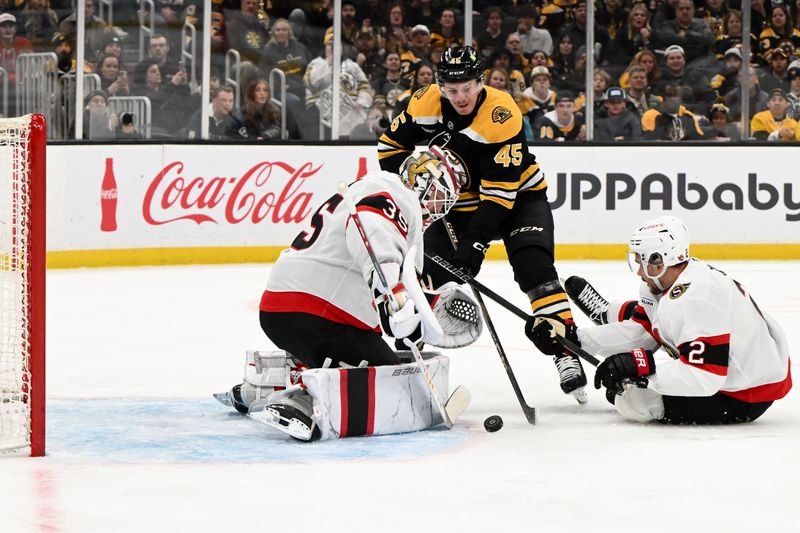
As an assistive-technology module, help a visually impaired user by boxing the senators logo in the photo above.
[492,106,512,124]
[669,283,691,300]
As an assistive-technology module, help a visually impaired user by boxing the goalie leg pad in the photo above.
[214,350,297,413]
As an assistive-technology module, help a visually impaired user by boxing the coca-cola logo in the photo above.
[143,161,319,225]
[101,188,117,200]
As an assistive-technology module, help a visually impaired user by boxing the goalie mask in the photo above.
[400,146,465,228]
[627,216,690,289]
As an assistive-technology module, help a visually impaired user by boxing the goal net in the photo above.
[0,114,45,457]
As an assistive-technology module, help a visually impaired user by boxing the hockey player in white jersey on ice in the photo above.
[536,216,792,424]
[217,146,483,440]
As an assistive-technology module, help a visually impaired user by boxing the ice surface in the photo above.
[1,260,798,532]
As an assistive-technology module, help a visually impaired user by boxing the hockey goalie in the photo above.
[216,147,483,440]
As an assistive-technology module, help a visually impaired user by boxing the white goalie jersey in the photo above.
[261,171,423,331]
[578,259,792,402]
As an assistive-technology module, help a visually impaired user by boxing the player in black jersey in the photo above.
[377,46,587,403]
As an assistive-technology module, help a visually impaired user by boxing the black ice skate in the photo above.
[248,387,321,442]
[554,353,588,404]
[564,276,610,325]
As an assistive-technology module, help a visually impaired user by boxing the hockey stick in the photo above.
[338,182,460,429]
[440,219,537,424]
[424,249,601,367]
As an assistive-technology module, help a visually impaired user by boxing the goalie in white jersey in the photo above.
[217,147,483,440]
[536,216,792,424]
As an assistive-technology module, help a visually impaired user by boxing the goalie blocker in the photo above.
[216,350,460,441]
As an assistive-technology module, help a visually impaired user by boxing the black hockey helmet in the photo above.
[437,46,483,84]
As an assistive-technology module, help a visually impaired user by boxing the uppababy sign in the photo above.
[534,145,800,245]
[549,172,800,220]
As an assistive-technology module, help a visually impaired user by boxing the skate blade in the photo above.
[248,406,315,441]
[212,391,233,407]
[570,388,589,405]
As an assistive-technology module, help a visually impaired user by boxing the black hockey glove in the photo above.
[450,234,489,279]
[594,348,656,395]
[524,315,579,356]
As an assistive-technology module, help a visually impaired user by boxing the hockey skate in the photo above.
[564,276,610,325]
[248,386,321,442]
[554,353,588,404]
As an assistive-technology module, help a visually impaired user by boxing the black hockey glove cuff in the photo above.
[594,348,655,395]
[524,315,579,356]
[450,231,490,279]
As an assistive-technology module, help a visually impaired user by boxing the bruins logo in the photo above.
[413,85,431,100]
[669,283,691,300]
[492,106,512,124]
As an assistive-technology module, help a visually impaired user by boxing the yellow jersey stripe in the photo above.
[531,293,568,310]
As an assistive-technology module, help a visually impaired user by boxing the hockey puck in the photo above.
[484,415,503,432]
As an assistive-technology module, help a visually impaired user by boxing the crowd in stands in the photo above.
[0,0,799,141]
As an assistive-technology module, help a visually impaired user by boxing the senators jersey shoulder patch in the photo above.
[492,106,513,124]
[669,283,691,300]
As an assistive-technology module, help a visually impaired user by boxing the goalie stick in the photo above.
[440,218,537,424]
[424,250,601,367]
[338,182,469,429]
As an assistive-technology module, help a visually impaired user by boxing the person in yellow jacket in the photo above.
[751,88,798,141]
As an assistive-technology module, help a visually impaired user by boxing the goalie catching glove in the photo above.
[428,282,483,348]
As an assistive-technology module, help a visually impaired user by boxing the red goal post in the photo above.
[0,114,45,457]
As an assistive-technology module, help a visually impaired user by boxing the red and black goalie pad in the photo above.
[676,334,731,376]
[354,193,409,239]
[338,367,376,438]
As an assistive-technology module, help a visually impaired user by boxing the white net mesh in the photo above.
[0,115,33,452]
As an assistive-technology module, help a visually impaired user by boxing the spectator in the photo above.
[404,24,432,64]
[486,67,510,92]
[186,85,237,140]
[642,82,705,140]
[228,78,282,141]
[529,49,550,69]
[539,0,572,37]
[52,32,80,77]
[757,4,800,65]
[550,33,577,90]
[349,104,391,140]
[58,0,111,62]
[115,111,142,140]
[407,0,436,29]
[625,64,661,117]
[360,0,387,30]
[225,0,270,64]
[713,10,758,61]
[100,34,123,59]
[609,1,652,66]
[73,90,118,140]
[751,88,798,141]
[147,34,180,80]
[304,40,373,138]
[560,0,612,63]
[384,3,409,55]
[431,7,462,49]
[394,62,434,113]
[287,8,323,60]
[596,0,628,41]
[152,0,184,59]
[595,86,642,141]
[475,6,507,59]
[759,48,792,93]
[702,102,740,140]
[352,28,383,79]
[258,18,310,102]
[505,33,530,76]
[521,65,557,127]
[132,58,190,138]
[724,66,769,120]
[697,0,728,40]
[708,47,742,101]
[337,0,361,45]
[516,4,552,56]
[577,68,612,113]
[96,53,130,97]
[17,0,59,53]
[371,51,406,109]
[0,14,31,85]
[653,0,715,66]
[787,66,800,120]
[651,0,679,31]
[618,49,661,89]
[653,44,710,114]
[537,90,586,141]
